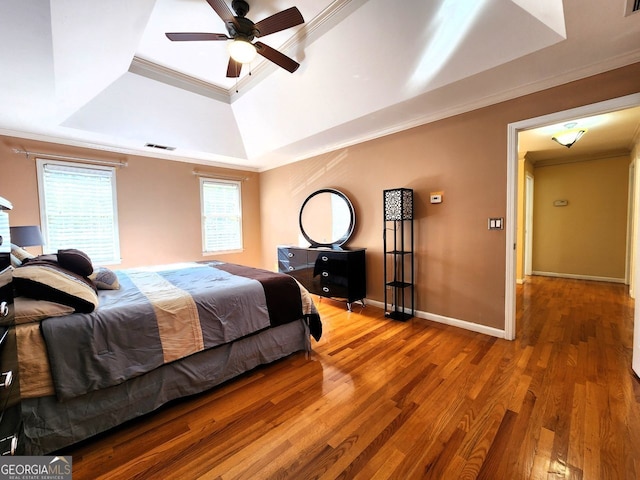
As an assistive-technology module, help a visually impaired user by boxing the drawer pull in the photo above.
[0,301,8,317]
[0,371,12,389]
[322,271,329,277]
[321,255,328,262]
[287,252,294,258]
[0,434,18,456]
[322,286,330,293]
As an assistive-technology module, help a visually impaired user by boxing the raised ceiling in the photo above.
[1,0,639,171]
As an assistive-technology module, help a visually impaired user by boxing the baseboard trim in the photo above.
[365,299,506,339]
[531,271,626,284]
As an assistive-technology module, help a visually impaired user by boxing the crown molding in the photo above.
[128,56,231,103]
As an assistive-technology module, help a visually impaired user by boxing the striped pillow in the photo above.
[11,243,34,267]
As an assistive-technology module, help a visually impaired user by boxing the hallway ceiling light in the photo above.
[551,122,587,148]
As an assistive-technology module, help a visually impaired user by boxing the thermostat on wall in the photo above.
[553,199,568,207]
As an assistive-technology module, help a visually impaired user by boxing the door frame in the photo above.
[524,173,534,277]
[505,92,640,341]
[627,160,636,293]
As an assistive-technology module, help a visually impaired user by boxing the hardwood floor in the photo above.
[65,276,640,479]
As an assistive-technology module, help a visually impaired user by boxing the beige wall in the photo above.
[0,138,263,269]
[260,112,510,329]
[260,62,640,330]
[532,155,630,280]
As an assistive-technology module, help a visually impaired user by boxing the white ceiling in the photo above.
[1,0,639,172]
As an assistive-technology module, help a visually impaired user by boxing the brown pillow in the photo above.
[57,249,93,277]
[14,258,98,313]
[14,297,75,324]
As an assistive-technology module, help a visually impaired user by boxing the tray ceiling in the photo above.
[1,0,639,171]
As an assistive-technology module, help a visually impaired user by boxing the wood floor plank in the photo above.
[528,426,555,480]
[567,382,586,474]
[62,276,640,479]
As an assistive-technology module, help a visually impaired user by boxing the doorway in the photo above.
[505,93,640,372]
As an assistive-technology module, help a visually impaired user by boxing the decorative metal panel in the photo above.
[384,188,413,220]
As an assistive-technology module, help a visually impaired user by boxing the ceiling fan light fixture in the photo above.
[228,39,257,64]
[551,123,587,148]
[165,1,304,77]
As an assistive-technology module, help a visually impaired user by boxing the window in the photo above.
[200,178,243,253]
[37,159,120,264]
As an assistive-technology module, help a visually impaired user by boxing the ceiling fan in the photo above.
[166,0,305,78]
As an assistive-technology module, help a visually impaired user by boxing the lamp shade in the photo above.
[10,225,44,247]
[384,188,413,221]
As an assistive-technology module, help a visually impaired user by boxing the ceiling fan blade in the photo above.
[206,0,241,31]
[255,42,300,73]
[226,57,243,78]
[254,7,304,37]
[166,32,229,41]
[205,0,235,23]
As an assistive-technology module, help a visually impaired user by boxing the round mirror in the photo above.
[299,189,355,248]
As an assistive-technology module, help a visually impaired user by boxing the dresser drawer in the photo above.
[319,283,349,298]
[277,247,311,285]
[278,247,307,270]
[315,266,348,288]
[313,252,349,278]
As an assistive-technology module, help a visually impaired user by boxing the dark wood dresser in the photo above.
[278,246,366,310]
[0,203,18,455]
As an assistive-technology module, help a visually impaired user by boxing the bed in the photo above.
[0,254,321,455]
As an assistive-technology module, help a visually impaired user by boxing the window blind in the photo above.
[38,160,120,264]
[201,179,242,253]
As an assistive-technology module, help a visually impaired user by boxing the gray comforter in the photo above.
[40,263,310,401]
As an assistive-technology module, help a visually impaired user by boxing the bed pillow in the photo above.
[14,297,75,324]
[10,253,21,268]
[13,258,98,313]
[57,248,94,277]
[89,266,120,290]
[11,243,35,267]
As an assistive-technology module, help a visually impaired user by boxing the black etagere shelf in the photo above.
[383,188,414,321]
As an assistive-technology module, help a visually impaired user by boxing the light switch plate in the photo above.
[430,193,443,204]
[488,217,504,230]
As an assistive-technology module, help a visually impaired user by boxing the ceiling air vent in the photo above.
[145,143,176,151]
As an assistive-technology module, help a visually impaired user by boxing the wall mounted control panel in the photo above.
[430,192,443,204]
